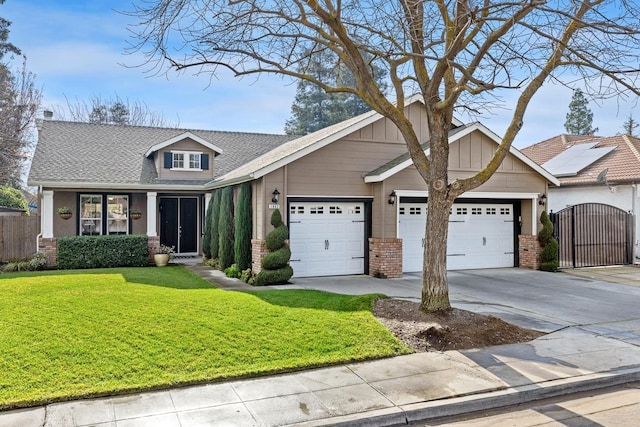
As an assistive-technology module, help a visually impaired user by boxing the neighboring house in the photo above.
[521,134,640,263]
[28,99,558,277]
[0,206,27,216]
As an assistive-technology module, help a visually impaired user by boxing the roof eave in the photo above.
[28,180,209,192]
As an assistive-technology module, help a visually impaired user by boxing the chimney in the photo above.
[43,110,53,120]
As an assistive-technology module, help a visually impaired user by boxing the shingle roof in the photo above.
[521,134,640,185]
[214,108,381,184]
[28,120,295,188]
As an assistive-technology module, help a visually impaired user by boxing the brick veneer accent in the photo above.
[38,237,57,268]
[369,237,403,278]
[251,239,269,274]
[519,234,541,270]
[147,236,160,265]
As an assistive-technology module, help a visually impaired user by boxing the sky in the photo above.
[3,0,638,149]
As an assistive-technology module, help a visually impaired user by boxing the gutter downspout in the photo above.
[36,185,42,253]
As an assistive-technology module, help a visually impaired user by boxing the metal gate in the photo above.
[551,203,634,268]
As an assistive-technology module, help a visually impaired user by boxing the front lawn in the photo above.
[0,267,409,409]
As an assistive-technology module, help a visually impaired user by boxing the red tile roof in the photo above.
[521,134,640,185]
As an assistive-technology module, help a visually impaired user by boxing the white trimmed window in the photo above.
[172,151,202,171]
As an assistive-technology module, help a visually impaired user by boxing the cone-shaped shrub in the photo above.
[202,194,214,259]
[210,189,221,260]
[538,211,559,272]
[218,186,235,269]
[255,209,293,285]
[234,182,252,270]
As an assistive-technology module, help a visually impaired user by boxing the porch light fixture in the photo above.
[271,188,280,204]
[538,194,547,206]
[388,190,396,205]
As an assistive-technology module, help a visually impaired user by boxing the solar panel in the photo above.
[542,142,616,177]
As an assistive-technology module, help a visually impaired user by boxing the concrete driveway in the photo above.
[281,267,640,345]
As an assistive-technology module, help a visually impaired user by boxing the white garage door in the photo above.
[399,202,515,272]
[289,202,365,277]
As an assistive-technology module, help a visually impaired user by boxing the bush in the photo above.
[0,186,28,214]
[261,246,291,270]
[2,253,47,272]
[57,234,148,269]
[224,263,241,278]
[255,265,294,286]
[204,257,221,270]
[255,209,293,285]
[538,211,559,272]
[240,268,253,283]
[265,226,288,251]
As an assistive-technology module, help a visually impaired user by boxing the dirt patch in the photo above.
[374,299,545,352]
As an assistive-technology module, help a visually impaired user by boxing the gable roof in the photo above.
[210,97,465,188]
[521,134,640,185]
[144,131,224,158]
[28,120,295,189]
[364,122,560,186]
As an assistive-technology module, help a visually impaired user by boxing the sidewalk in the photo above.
[4,265,640,426]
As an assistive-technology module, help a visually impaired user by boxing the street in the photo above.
[424,383,640,426]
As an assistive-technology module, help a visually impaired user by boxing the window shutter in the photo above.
[201,154,209,170]
[164,152,172,169]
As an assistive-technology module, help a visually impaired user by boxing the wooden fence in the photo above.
[0,215,40,262]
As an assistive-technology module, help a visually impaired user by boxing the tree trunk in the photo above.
[420,108,454,312]
[421,180,453,312]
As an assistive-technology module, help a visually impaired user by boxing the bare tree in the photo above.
[56,94,177,127]
[0,56,41,187]
[128,0,640,311]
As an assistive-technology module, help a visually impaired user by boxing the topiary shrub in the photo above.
[261,246,291,270]
[538,211,559,272]
[255,209,293,285]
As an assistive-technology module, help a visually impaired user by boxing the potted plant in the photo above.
[154,244,175,267]
[57,206,72,220]
[130,208,142,220]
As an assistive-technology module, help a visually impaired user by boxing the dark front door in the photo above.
[160,197,199,253]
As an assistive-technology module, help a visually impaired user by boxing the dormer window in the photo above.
[162,149,210,172]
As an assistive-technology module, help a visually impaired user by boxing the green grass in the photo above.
[0,266,409,409]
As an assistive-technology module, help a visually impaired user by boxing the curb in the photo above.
[294,367,640,426]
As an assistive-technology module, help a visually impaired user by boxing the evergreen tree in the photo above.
[564,89,598,135]
[202,194,214,259]
[210,189,221,259]
[234,182,252,271]
[218,186,235,269]
[622,114,638,137]
[284,49,387,135]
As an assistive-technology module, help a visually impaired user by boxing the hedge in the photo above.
[57,234,149,269]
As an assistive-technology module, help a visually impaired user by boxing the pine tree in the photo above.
[622,114,638,137]
[234,182,252,271]
[218,186,235,269]
[284,49,387,135]
[564,89,598,135]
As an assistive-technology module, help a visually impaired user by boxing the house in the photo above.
[28,99,558,277]
[521,134,640,263]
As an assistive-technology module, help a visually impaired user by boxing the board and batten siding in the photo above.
[155,138,216,180]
